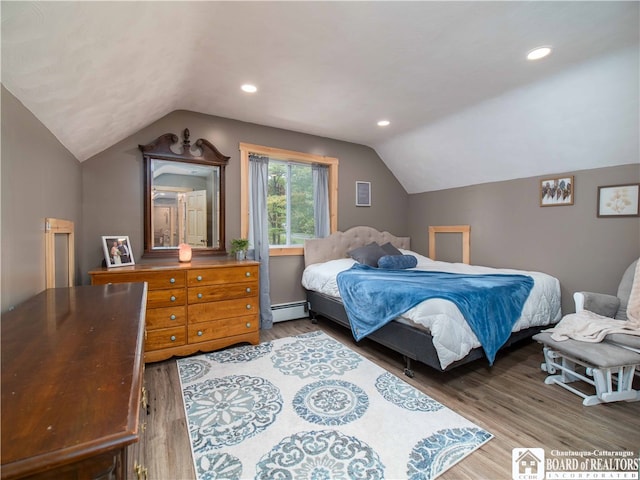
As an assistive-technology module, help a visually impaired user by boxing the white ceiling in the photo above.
[2,1,638,193]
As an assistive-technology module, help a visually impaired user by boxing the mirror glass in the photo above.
[151,159,220,249]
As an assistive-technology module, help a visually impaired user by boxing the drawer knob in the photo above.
[170,295,176,302]
[170,277,175,284]
[246,322,251,328]
[197,293,203,299]
[245,271,251,277]
[134,463,148,480]
[246,304,252,310]
[170,314,176,320]
[197,330,203,336]
[197,275,202,281]
[170,335,176,342]
[246,287,251,293]
[141,387,148,410]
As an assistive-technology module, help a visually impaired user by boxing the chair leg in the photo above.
[540,347,640,406]
[593,366,640,404]
[542,347,579,382]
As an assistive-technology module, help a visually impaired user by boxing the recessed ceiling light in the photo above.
[377,120,390,127]
[241,84,257,93]
[527,46,552,61]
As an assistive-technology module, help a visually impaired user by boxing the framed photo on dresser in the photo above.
[102,236,135,267]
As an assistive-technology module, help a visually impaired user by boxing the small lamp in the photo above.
[178,243,192,262]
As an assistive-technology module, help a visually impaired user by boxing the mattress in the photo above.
[302,249,562,369]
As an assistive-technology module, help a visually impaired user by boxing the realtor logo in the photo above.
[512,448,545,480]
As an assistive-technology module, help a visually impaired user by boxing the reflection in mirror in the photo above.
[140,129,229,258]
[151,160,220,249]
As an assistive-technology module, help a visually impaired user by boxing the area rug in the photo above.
[177,331,492,479]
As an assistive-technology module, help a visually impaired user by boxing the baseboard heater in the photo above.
[271,301,308,323]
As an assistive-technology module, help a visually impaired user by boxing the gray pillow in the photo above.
[380,242,402,256]
[348,242,386,267]
[378,255,418,269]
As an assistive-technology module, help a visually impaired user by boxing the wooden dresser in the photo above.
[89,259,260,363]
[1,284,146,480]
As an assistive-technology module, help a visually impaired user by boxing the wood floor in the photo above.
[139,317,639,479]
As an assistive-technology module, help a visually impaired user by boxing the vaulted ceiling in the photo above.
[2,1,638,193]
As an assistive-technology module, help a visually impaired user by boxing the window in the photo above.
[267,160,314,246]
[240,143,338,256]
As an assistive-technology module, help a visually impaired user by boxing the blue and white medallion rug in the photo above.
[178,331,492,480]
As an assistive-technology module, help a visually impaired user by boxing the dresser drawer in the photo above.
[145,326,186,351]
[92,271,185,290]
[142,271,185,290]
[187,266,259,286]
[146,306,186,329]
[188,297,259,323]
[147,288,186,308]
[188,315,258,343]
[188,282,258,304]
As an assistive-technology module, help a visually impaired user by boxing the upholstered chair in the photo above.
[533,258,640,405]
[574,259,638,320]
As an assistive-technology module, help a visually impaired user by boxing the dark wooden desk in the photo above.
[1,284,147,480]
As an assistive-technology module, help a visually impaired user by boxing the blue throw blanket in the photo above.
[336,264,534,365]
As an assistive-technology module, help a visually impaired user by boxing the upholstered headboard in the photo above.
[303,226,411,267]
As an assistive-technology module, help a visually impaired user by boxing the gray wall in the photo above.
[408,163,640,314]
[3,88,637,318]
[80,110,409,304]
[1,86,82,312]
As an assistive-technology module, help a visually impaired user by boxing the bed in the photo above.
[302,226,562,375]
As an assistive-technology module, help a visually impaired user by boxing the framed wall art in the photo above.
[597,183,640,217]
[540,175,574,207]
[356,181,371,207]
[102,236,135,267]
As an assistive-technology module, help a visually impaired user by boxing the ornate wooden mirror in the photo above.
[139,129,228,258]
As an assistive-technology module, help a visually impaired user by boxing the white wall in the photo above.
[376,47,639,194]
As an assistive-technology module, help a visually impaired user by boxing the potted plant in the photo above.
[230,238,249,261]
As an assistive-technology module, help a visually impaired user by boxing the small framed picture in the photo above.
[597,183,640,217]
[102,236,135,267]
[356,181,371,207]
[540,176,574,207]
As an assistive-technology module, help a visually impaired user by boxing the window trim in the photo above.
[240,143,338,256]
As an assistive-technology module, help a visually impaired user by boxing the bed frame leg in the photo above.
[403,356,415,378]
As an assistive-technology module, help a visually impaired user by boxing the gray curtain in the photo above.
[312,164,330,238]
[248,154,274,329]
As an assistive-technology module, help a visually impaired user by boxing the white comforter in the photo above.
[302,250,562,369]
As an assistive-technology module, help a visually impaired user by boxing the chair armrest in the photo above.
[573,291,620,317]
